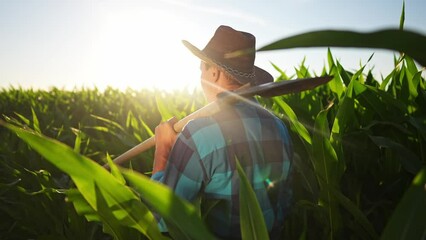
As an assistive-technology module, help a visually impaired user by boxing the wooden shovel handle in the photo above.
[103,102,220,168]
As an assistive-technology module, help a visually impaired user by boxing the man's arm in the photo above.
[153,117,178,175]
[152,119,206,202]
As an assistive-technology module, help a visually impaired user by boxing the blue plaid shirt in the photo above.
[152,99,293,239]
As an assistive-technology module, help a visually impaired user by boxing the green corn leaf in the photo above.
[330,78,357,163]
[125,111,139,130]
[90,114,126,132]
[31,107,41,133]
[14,112,31,126]
[271,62,289,80]
[396,61,417,104]
[327,48,335,71]
[68,185,144,240]
[93,183,144,240]
[336,60,351,87]
[66,188,100,222]
[408,117,426,141]
[318,180,379,239]
[235,158,270,240]
[71,127,82,154]
[1,122,164,240]
[292,153,319,198]
[404,58,421,101]
[351,64,367,85]
[84,125,137,148]
[125,111,143,142]
[155,95,176,122]
[258,29,426,66]
[353,80,407,121]
[313,107,342,237]
[399,1,405,31]
[121,168,216,240]
[106,153,125,185]
[380,67,397,90]
[328,62,345,97]
[369,136,422,175]
[295,57,311,78]
[273,97,312,145]
[381,167,426,240]
[139,116,154,137]
[85,126,110,133]
[404,56,420,78]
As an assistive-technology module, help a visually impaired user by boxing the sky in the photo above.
[0,0,425,91]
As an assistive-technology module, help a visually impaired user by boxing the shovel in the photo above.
[104,76,332,168]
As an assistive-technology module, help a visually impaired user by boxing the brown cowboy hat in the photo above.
[182,25,273,86]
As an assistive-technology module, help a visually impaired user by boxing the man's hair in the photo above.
[204,63,242,87]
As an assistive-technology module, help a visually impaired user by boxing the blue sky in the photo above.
[0,0,425,91]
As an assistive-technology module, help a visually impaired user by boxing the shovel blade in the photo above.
[219,76,333,101]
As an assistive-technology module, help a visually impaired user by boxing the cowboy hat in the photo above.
[182,25,273,86]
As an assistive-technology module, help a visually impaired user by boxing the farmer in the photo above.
[151,25,293,239]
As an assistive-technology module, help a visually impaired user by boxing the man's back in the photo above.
[154,99,293,239]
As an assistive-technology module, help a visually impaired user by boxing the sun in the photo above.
[94,5,201,92]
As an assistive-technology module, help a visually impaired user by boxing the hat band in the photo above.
[213,60,255,79]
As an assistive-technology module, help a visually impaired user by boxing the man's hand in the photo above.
[152,117,178,175]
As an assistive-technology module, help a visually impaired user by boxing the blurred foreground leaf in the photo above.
[121,168,216,240]
[1,121,164,240]
[380,167,426,240]
[259,29,426,66]
[235,158,270,240]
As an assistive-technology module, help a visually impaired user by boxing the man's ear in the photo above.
[211,67,221,83]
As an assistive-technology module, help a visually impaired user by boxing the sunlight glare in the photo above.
[94,6,200,91]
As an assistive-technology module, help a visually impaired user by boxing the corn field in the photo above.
[1,48,425,239]
[1,8,426,239]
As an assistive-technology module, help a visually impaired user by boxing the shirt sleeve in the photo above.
[151,171,164,182]
[149,125,207,232]
[161,127,206,202]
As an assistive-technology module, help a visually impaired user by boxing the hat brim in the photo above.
[182,40,273,86]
